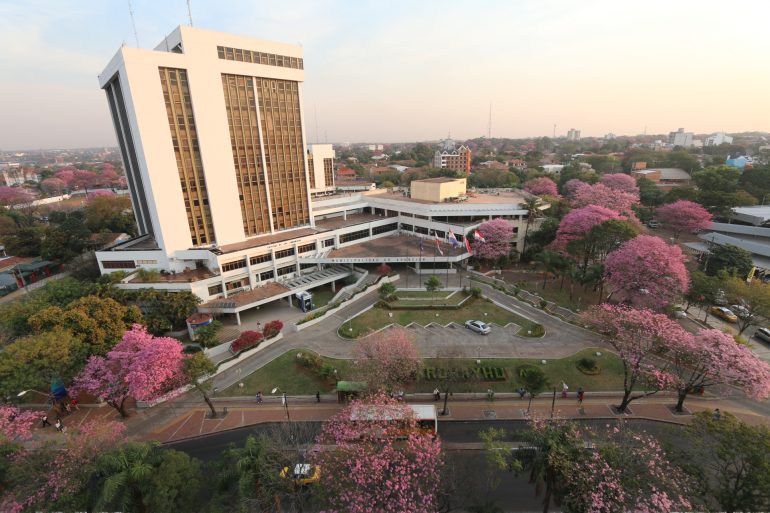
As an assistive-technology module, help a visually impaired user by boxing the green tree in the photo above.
[520,197,544,257]
[425,275,441,295]
[566,219,640,271]
[636,177,664,206]
[379,281,397,301]
[41,211,90,262]
[183,352,218,419]
[88,442,203,513]
[1,226,43,256]
[518,366,549,413]
[0,328,84,397]
[724,277,770,335]
[84,195,137,235]
[685,411,770,513]
[739,166,770,203]
[663,150,701,173]
[705,244,753,277]
[193,320,222,348]
[685,270,721,321]
[521,218,558,262]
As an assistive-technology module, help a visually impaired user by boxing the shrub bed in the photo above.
[576,357,601,375]
[229,330,264,355]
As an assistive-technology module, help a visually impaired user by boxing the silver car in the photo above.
[465,320,491,335]
[754,328,770,343]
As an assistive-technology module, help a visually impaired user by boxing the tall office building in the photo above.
[100,25,312,257]
[433,145,472,175]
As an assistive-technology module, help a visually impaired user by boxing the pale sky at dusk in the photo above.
[1,0,769,150]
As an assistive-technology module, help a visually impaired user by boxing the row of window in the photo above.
[371,223,398,236]
[298,242,316,254]
[103,260,135,269]
[221,259,247,272]
[275,248,295,259]
[217,46,304,70]
[339,229,370,244]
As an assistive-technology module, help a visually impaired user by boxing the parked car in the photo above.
[465,320,491,335]
[730,304,751,319]
[280,463,321,486]
[713,290,728,306]
[647,220,661,228]
[672,308,687,319]
[754,327,770,343]
[710,306,738,322]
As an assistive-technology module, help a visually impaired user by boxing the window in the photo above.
[300,263,316,270]
[250,253,272,265]
[216,45,303,70]
[102,260,135,269]
[208,284,223,295]
[275,248,295,259]
[323,238,335,248]
[414,226,429,235]
[400,223,413,232]
[340,229,370,244]
[277,265,294,276]
[298,242,316,253]
[260,270,274,281]
[221,259,247,272]
[225,279,245,291]
[136,259,158,264]
[372,223,398,236]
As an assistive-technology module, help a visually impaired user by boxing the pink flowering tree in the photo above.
[40,177,66,196]
[70,169,99,194]
[567,427,694,513]
[87,189,116,200]
[524,177,559,197]
[353,327,421,392]
[72,324,186,418]
[472,217,515,261]
[562,178,589,199]
[571,183,639,218]
[311,392,443,513]
[0,186,32,207]
[656,200,713,239]
[600,173,640,198]
[585,304,690,413]
[552,205,625,251]
[0,405,40,444]
[663,328,770,412]
[54,168,75,188]
[1,420,125,512]
[604,235,689,310]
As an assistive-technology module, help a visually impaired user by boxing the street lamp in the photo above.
[271,387,291,421]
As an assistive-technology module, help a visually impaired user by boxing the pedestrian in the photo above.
[64,402,72,414]
[70,398,80,411]
[433,388,441,401]
[397,390,405,402]
[41,415,51,428]
[55,419,63,432]
[487,389,495,402]
[577,387,585,404]
[561,382,569,399]
[316,391,321,403]
[712,408,721,421]
[255,391,263,404]
[517,387,526,399]
[255,321,262,333]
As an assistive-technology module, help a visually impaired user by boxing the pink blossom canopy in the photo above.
[571,182,639,218]
[600,173,640,198]
[523,176,559,197]
[656,200,712,236]
[552,204,625,250]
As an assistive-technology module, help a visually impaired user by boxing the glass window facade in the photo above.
[102,260,136,269]
[323,158,334,188]
[217,46,304,70]
[307,155,315,188]
[159,67,215,246]
[221,74,271,236]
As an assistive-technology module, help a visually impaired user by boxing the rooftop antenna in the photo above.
[127,0,139,47]
[487,101,492,139]
[186,0,194,26]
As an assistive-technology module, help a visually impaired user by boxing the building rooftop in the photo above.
[732,206,770,226]
[200,281,291,309]
[414,177,463,184]
[314,213,392,231]
[218,227,318,254]
[368,189,528,206]
[326,234,467,259]
[127,267,217,283]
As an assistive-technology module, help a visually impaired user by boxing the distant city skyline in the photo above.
[1,0,769,150]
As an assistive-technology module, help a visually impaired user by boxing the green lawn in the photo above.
[340,297,543,338]
[218,348,623,396]
[389,290,469,308]
[309,285,336,308]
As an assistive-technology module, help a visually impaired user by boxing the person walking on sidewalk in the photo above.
[712,408,721,421]
[55,419,64,432]
[316,391,321,403]
[517,387,526,399]
[577,387,585,404]
[255,391,263,404]
[487,389,495,402]
[41,415,51,428]
[70,398,79,411]
[433,388,441,401]
[561,382,569,399]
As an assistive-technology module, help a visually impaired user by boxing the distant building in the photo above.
[1,168,40,186]
[388,164,408,173]
[631,168,691,190]
[541,164,565,175]
[725,156,750,169]
[335,167,358,181]
[705,132,733,146]
[479,160,508,170]
[411,178,467,203]
[307,144,336,195]
[366,144,383,151]
[567,128,581,141]
[509,159,526,170]
[668,128,694,148]
[684,222,770,280]
[433,145,471,175]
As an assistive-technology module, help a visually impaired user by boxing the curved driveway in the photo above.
[212,280,609,391]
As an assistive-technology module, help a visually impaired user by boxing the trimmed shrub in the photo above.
[230,330,264,354]
[576,357,601,375]
[263,319,283,338]
[296,352,323,370]
[470,287,482,298]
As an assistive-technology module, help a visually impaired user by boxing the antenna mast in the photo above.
[128,0,139,47]
[186,0,194,26]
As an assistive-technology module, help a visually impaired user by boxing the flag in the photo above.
[448,229,459,248]
[464,236,473,254]
[474,230,486,243]
[435,237,443,256]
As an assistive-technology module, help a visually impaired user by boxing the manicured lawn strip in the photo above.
[389,291,469,308]
[395,290,453,299]
[339,297,540,338]
[220,350,352,396]
[309,285,336,308]
[219,348,623,396]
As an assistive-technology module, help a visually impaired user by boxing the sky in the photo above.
[1,0,769,150]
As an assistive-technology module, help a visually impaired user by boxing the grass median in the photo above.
[339,297,543,338]
[218,348,622,396]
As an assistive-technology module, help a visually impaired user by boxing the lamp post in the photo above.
[271,387,291,421]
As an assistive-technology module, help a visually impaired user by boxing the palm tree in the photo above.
[92,442,156,513]
[520,197,543,257]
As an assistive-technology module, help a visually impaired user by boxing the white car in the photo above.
[754,328,770,343]
[465,320,491,335]
[730,304,751,319]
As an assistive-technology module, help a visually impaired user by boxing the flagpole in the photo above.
[445,226,450,288]
[419,236,423,288]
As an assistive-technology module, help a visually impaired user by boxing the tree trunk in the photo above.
[108,398,129,418]
[203,390,217,418]
[442,390,449,416]
[616,389,633,413]
[542,271,548,289]
[675,388,688,413]
[559,273,566,290]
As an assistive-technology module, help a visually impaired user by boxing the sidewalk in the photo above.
[129,392,769,444]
